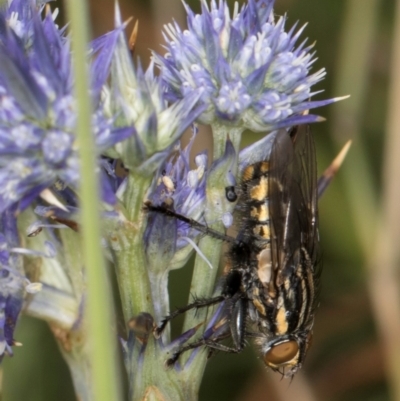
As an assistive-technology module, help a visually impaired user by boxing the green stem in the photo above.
[20,209,99,400]
[65,0,122,399]
[148,270,170,337]
[181,124,242,389]
[112,171,195,401]
[212,122,242,159]
[50,325,94,401]
[129,337,187,401]
[113,171,154,323]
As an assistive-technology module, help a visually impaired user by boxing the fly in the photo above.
[147,125,349,377]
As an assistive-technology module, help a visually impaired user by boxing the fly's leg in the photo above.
[154,295,225,338]
[229,297,247,350]
[166,296,247,365]
[144,201,237,244]
[165,334,243,367]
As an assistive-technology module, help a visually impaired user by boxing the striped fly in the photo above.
[149,125,322,376]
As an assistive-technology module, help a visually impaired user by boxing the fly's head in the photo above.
[256,330,313,377]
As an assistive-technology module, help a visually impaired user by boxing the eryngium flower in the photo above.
[156,0,336,131]
[0,0,133,213]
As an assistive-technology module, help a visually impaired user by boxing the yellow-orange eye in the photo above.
[264,340,299,366]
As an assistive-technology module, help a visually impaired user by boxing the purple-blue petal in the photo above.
[0,41,47,120]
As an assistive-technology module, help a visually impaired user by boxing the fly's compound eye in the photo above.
[225,186,237,202]
[263,340,299,367]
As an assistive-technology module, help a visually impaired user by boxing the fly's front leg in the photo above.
[144,201,237,244]
[165,331,242,367]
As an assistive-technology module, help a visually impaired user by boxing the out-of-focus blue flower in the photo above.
[0,209,27,360]
[106,6,206,175]
[0,0,133,213]
[156,0,339,131]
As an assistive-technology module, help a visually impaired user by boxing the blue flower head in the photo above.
[0,0,133,213]
[156,0,340,131]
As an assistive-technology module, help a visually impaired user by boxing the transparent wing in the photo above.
[268,126,320,279]
[290,125,319,261]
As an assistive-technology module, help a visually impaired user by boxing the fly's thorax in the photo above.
[242,161,270,182]
[241,161,269,209]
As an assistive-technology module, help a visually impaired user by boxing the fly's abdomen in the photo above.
[271,263,314,336]
[235,161,274,292]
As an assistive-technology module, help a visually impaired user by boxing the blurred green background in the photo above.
[3,0,400,400]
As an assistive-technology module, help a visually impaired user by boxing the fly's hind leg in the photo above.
[154,295,225,338]
[166,296,247,365]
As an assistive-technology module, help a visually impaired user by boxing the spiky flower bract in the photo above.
[106,6,206,177]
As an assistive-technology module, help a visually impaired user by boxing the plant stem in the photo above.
[112,170,198,401]
[19,209,100,400]
[66,0,122,398]
[113,171,154,324]
[181,124,242,389]
[212,122,242,160]
[50,325,93,401]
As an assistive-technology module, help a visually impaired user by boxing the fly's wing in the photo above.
[268,129,295,274]
[268,126,320,285]
[290,125,319,265]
